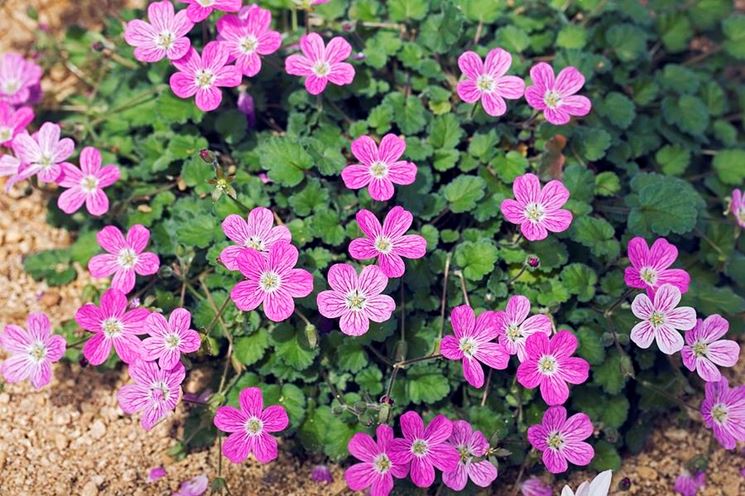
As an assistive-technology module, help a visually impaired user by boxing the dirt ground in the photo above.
[1,1,745,495]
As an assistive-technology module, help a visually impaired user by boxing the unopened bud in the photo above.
[199,149,215,164]
[92,41,105,52]
[377,403,391,424]
[394,340,407,362]
[341,21,356,32]
[158,265,174,278]
[79,357,89,368]
[526,255,540,268]
[618,477,631,491]
[304,324,318,348]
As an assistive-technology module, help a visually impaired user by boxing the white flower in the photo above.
[561,470,613,496]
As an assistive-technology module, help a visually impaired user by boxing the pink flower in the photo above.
[124,1,194,63]
[348,206,427,278]
[285,33,355,95]
[440,305,509,388]
[730,189,745,229]
[173,475,208,496]
[495,295,552,362]
[179,0,241,23]
[0,312,66,389]
[88,224,161,294]
[521,477,552,496]
[216,6,282,77]
[230,241,313,322]
[674,470,706,496]
[0,151,25,191]
[341,134,417,201]
[12,122,75,183]
[562,470,613,496]
[456,48,525,117]
[630,283,696,355]
[517,330,589,406]
[142,309,201,370]
[310,465,333,484]
[442,420,498,491]
[345,424,408,496]
[147,466,167,483]
[213,386,289,463]
[118,360,185,430]
[57,146,120,216]
[0,52,42,106]
[624,237,690,297]
[75,288,150,365]
[524,63,592,125]
[681,315,740,382]
[527,406,594,474]
[0,102,33,146]
[701,377,745,449]
[316,263,395,336]
[219,207,291,271]
[170,41,242,112]
[389,411,460,488]
[500,173,573,241]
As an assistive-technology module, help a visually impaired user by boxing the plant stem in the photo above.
[394,354,442,368]
[453,270,471,306]
[507,265,528,286]
[437,252,452,341]
[511,448,535,496]
[480,369,493,407]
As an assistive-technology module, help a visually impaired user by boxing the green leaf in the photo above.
[593,351,629,394]
[626,173,703,236]
[606,23,647,62]
[576,327,606,365]
[712,149,745,185]
[234,329,271,366]
[655,145,690,176]
[556,25,588,49]
[569,216,620,261]
[560,263,598,302]
[662,95,710,136]
[455,240,499,281]
[496,25,530,53]
[594,172,621,197]
[602,395,630,429]
[598,92,636,129]
[591,441,622,471]
[493,151,528,183]
[299,406,356,460]
[258,137,313,187]
[356,367,384,395]
[443,176,486,213]
[573,127,612,161]
[271,324,318,371]
[658,13,693,53]
[23,249,76,286]
[723,14,745,59]
[388,0,429,21]
[429,113,463,149]
[418,2,464,53]
[684,281,745,317]
[337,341,369,373]
[386,92,428,134]
[402,364,450,404]
[288,178,330,217]
[181,157,214,194]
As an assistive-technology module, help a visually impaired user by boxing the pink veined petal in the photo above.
[501,198,526,224]
[220,245,246,271]
[97,165,120,188]
[496,75,526,99]
[351,135,379,164]
[299,32,325,62]
[347,432,379,462]
[469,460,498,487]
[473,311,500,341]
[457,80,481,103]
[85,190,110,217]
[630,321,656,349]
[265,225,292,247]
[543,448,569,474]
[457,51,484,79]
[561,441,594,467]
[57,187,86,214]
[222,214,250,244]
[349,237,378,260]
[462,357,485,388]
[239,386,264,416]
[268,241,299,273]
[544,107,572,126]
[540,180,571,211]
[146,312,171,337]
[29,361,51,389]
[481,92,507,117]
[517,359,543,389]
[654,284,682,313]
[236,53,261,77]
[513,173,541,205]
[45,335,66,362]
[178,329,202,353]
[554,66,585,97]
[148,0,175,31]
[695,357,722,382]
[624,266,645,289]
[168,308,192,333]
[1,354,32,384]
[506,295,531,323]
[425,415,455,445]
[475,342,509,370]
[451,305,476,338]
[250,433,279,463]
[257,31,282,56]
[214,405,247,433]
[263,290,295,322]
[527,422,549,450]
[654,324,685,355]
[124,19,157,47]
[135,46,166,63]
[327,62,356,86]
[83,333,112,365]
[358,265,388,295]
[339,311,370,336]
[341,164,372,190]
[112,333,144,364]
[387,160,417,186]
[236,248,265,279]
[409,457,435,487]
[0,324,33,352]
[368,177,395,201]
[428,442,460,472]
[88,253,119,278]
[79,146,101,175]
[355,209,382,238]
[344,463,377,491]
[626,237,650,268]
[399,410,424,439]
[195,86,223,112]
[440,336,464,360]
[378,134,406,164]
[529,62,554,89]
[112,268,136,294]
[649,238,678,269]
[325,36,352,64]
[222,431,251,463]
[631,293,655,319]
[560,95,592,117]
[383,206,413,238]
[215,65,243,88]
[562,412,593,441]
[326,263,358,293]
[126,225,151,254]
[282,268,314,298]
[551,330,579,358]
[97,225,127,253]
[26,312,51,340]
[656,268,690,294]
[231,280,264,312]
[484,47,512,78]
[666,307,697,330]
[558,357,590,385]
[285,54,313,76]
[261,405,289,432]
[316,292,346,319]
[305,75,329,95]
[135,252,160,275]
[707,340,740,368]
[442,462,468,491]
[170,72,198,99]
[394,234,426,259]
[521,220,549,241]
[167,37,192,61]
[377,253,407,276]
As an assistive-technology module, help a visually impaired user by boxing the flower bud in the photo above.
[91,41,105,52]
[304,324,318,348]
[199,149,215,164]
[526,255,540,268]
[618,477,631,491]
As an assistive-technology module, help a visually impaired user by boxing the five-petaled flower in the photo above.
[341,134,417,201]
[170,41,242,112]
[12,121,75,183]
[230,241,313,322]
[500,173,573,241]
[517,330,590,406]
[217,5,282,77]
[142,308,201,370]
[524,63,592,125]
[730,188,745,229]
[495,295,552,362]
[440,305,509,388]
[527,406,594,474]
[0,312,66,390]
[456,48,525,117]
[349,206,427,278]
[285,33,355,95]
[389,411,460,488]
[118,360,186,431]
[345,424,408,496]
[441,420,498,491]
[630,283,696,355]
[700,377,745,449]
[0,101,34,146]
[75,288,150,365]
[681,314,739,383]
[89,224,161,294]
[124,0,194,63]
[179,0,242,23]
[219,207,291,271]
[0,52,42,106]
[624,237,690,297]
[213,386,289,463]
[316,263,395,336]
[57,146,120,216]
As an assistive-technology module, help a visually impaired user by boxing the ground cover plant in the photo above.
[1,0,745,494]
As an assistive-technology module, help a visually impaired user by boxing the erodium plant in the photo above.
[2,0,745,494]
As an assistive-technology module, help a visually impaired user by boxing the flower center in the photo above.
[259,271,281,292]
[639,267,657,285]
[411,439,429,457]
[117,248,138,269]
[506,323,523,341]
[374,236,393,254]
[692,341,709,358]
[344,289,366,311]
[476,74,495,92]
[369,161,389,180]
[245,416,264,436]
[39,154,54,169]
[165,333,182,350]
[2,78,20,95]
[524,202,545,223]
[149,381,170,403]
[547,431,564,450]
[312,61,331,77]
[197,0,215,6]
[457,444,471,463]
[544,90,562,109]
[27,341,47,363]
[81,175,99,193]
[244,236,266,251]
[538,355,558,375]
[194,69,216,89]
[459,337,478,358]
[239,35,259,54]
[0,127,11,142]
[155,30,175,50]
[102,317,124,338]
[649,311,666,328]
[711,404,728,424]
[372,454,391,474]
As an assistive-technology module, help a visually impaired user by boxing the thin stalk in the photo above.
[453,270,471,306]
[437,252,452,341]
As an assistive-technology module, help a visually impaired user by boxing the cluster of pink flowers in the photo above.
[457,48,591,125]
[124,1,356,111]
